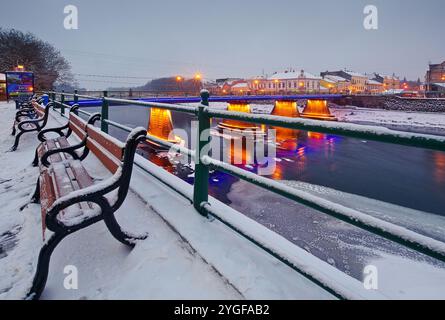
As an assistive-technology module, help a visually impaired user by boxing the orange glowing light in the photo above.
[274,79,279,83]
[299,82,304,87]
[307,131,326,140]
[17,65,24,70]
[28,86,33,92]
[301,100,337,121]
[148,107,177,143]
[176,76,182,81]
[254,80,259,84]
[219,103,260,131]
[272,101,299,118]
[434,152,445,183]
[194,73,202,80]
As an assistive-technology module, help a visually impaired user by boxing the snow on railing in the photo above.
[43,90,445,299]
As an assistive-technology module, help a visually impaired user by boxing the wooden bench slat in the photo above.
[69,161,94,189]
[69,113,87,131]
[86,139,121,173]
[40,170,56,237]
[86,125,124,160]
[52,163,75,199]
[56,136,71,149]
[46,140,62,163]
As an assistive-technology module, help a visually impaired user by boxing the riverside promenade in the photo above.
[0,101,335,300]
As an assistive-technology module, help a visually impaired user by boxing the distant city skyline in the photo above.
[1,0,444,89]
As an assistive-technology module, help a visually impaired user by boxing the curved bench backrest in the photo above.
[85,124,125,173]
[32,101,46,118]
[69,113,89,140]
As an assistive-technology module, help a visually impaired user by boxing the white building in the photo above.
[256,70,322,93]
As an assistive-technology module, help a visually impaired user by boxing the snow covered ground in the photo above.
[331,106,445,136]
[0,101,337,300]
[0,101,242,300]
[1,100,445,300]
[200,101,445,136]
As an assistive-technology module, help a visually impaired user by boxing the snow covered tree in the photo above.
[0,28,76,90]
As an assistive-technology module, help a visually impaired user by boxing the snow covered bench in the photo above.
[27,124,148,299]
[32,105,101,167]
[13,95,42,119]
[10,99,51,151]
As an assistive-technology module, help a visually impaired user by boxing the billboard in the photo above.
[5,71,34,101]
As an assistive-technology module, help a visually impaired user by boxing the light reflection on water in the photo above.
[82,105,445,216]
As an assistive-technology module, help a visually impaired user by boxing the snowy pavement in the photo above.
[0,101,335,300]
[1,100,445,300]
[0,101,244,299]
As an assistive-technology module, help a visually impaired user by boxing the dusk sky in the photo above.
[1,0,444,89]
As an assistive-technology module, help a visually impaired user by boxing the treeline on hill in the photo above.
[110,77,202,95]
[0,28,76,90]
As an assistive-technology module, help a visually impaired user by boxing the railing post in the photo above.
[60,91,65,115]
[101,90,109,133]
[73,89,79,115]
[193,90,211,215]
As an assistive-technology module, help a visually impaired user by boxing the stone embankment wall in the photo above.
[333,95,445,112]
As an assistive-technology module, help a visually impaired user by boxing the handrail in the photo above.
[105,97,198,114]
[43,89,445,299]
[206,109,445,152]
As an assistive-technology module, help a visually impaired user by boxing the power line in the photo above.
[74,73,156,80]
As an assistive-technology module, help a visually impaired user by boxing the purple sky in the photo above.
[1,0,444,89]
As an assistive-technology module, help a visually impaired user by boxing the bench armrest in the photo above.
[17,118,43,131]
[37,124,69,142]
[40,140,86,167]
[46,170,122,230]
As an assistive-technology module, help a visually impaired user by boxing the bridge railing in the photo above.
[44,89,445,299]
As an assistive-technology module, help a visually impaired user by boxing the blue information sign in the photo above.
[5,71,34,101]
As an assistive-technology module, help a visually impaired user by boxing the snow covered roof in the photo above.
[344,71,367,78]
[324,75,349,83]
[380,74,400,80]
[269,70,321,80]
[0,73,5,81]
[433,83,445,88]
[231,82,249,88]
[367,79,383,85]
[383,89,405,95]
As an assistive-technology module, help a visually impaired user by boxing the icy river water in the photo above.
[80,104,445,280]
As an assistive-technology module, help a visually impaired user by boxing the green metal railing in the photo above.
[43,90,445,299]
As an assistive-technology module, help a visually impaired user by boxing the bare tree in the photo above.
[0,28,76,90]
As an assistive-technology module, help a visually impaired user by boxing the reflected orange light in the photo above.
[219,103,260,130]
[307,131,326,140]
[271,101,300,147]
[434,152,445,183]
